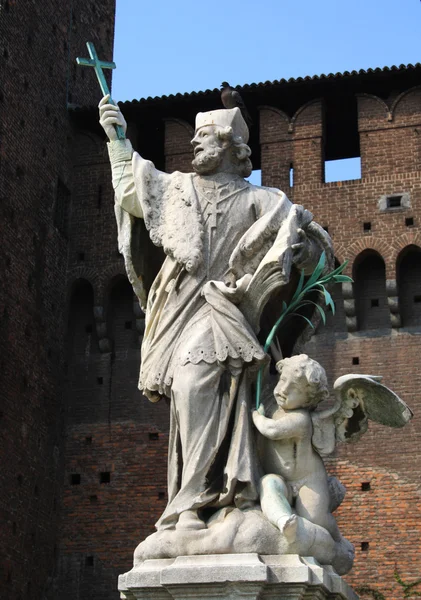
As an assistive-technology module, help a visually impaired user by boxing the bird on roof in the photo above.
[220,82,252,129]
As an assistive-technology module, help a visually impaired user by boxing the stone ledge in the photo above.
[119,554,358,600]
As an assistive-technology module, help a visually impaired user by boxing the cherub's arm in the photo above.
[252,410,308,440]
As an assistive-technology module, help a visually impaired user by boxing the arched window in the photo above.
[67,279,98,357]
[354,251,389,331]
[66,279,101,424]
[397,245,421,328]
[107,277,137,352]
[106,277,142,422]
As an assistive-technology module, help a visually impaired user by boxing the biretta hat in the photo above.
[195,108,249,143]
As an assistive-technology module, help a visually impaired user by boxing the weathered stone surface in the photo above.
[119,554,359,600]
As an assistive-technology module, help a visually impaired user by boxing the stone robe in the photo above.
[109,140,329,529]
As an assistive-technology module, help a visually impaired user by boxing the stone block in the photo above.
[119,554,358,600]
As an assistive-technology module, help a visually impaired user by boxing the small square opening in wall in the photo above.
[361,542,369,551]
[405,217,414,227]
[325,157,361,183]
[85,436,92,445]
[361,482,371,491]
[97,377,103,385]
[158,491,165,500]
[370,298,379,308]
[124,321,132,330]
[352,357,359,365]
[149,432,159,441]
[323,226,329,234]
[85,324,92,334]
[100,471,110,484]
[90,495,98,503]
[77,252,85,262]
[387,195,402,208]
[70,474,81,485]
[85,556,94,567]
[363,222,371,232]
[414,295,421,304]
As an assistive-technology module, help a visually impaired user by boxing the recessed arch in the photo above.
[107,276,138,352]
[72,131,104,164]
[390,86,421,120]
[346,238,393,278]
[353,250,389,331]
[397,244,421,328]
[66,278,99,357]
[291,99,322,132]
[356,93,390,120]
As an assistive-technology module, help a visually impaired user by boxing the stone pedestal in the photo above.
[118,554,358,600]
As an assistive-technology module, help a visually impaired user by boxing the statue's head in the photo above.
[191,108,252,178]
[274,354,329,410]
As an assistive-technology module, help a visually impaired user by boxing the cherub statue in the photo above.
[252,354,412,547]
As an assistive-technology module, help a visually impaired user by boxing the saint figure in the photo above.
[99,96,332,532]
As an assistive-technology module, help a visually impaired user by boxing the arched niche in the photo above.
[391,87,421,122]
[258,106,291,143]
[353,250,389,331]
[72,131,104,165]
[107,276,138,352]
[397,245,421,328]
[67,279,98,357]
[106,276,144,422]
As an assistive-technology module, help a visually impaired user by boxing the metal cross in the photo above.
[76,41,125,140]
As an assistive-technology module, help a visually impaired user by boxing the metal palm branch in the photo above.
[255,251,353,409]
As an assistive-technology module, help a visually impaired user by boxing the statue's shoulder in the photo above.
[246,182,280,195]
[246,182,290,212]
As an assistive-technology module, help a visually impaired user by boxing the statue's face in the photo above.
[274,367,308,410]
[191,126,222,156]
[191,125,228,175]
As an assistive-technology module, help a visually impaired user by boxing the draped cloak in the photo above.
[111,141,333,528]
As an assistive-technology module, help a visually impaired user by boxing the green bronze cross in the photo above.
[76,41,125,140]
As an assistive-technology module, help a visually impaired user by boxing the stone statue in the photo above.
[98,95,412,579]
[253,354,412,558]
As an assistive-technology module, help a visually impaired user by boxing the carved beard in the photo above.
[192,146,225,175]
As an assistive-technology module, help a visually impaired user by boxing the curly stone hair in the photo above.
[216,126,253,178]
[276,354,329,409]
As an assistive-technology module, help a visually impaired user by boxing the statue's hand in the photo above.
[99,94,127,141]
[257,403,265,416]
[291,228,309,267]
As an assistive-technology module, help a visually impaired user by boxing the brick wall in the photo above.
[0,1,115,598]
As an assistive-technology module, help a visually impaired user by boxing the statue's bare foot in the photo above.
[277,514,298,542]
[176,510,206,530]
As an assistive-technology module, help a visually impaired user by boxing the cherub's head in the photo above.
[274,354,329,411]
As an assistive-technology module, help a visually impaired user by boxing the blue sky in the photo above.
[111,0,420,182]
[112,0,420,101]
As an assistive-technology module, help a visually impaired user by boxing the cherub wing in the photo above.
[311,374,413,457]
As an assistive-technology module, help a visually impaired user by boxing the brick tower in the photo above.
[0,1,115,598]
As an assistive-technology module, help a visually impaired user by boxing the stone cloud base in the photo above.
[118,554,358,600]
